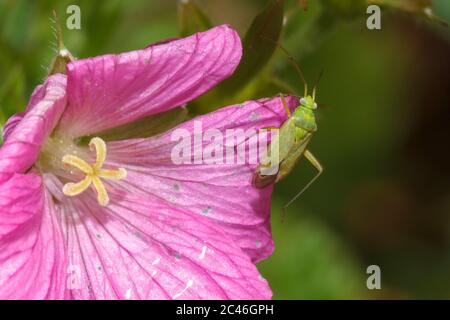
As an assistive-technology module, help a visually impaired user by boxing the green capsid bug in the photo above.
[253,48,323,209]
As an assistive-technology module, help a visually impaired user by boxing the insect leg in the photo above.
[280,94,292,118]
[283,149,323,210]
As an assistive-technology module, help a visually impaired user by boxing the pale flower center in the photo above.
[38,136,127,206]
[61,137,127,206]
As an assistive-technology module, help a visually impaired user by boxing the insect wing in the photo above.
[259,119,296,175]
[276,133,312,182]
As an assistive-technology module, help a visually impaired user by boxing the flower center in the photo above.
[61,137,127,206]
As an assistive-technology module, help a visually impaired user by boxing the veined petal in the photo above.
[61,190,271,300]
[106,96,299,262]
[61,25,242,138]
[2,112,25,143]
[0,74,67,174]
[0,173,42,238]
[2,83,48,142]
[0,174,67,299]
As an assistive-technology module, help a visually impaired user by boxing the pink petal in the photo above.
[60,25,242,138]
[0,173,66,299]
[60,188,271,300]
[106,96,299,262]
[0,173,41,238]
[2,112,24,142]
[2,83,47,142]
[0,74,67,175]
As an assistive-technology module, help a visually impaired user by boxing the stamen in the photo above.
[62,155,93,175]
[61,137,127,206]
[89,137,107,170]
[92,176,109,207]
[62,176,92,196]
[98,168,127,180]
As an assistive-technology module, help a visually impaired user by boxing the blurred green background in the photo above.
[1,0,449,299]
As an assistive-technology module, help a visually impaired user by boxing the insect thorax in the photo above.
[292,105,317,133]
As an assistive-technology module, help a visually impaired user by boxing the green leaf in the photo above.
[434,0,450,26]
[319,0,366,18]
[178,0,213,37]
[369,0,448,26]
[218,0,285,96]
[371,0,432,12]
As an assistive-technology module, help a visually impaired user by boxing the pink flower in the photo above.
[0,26,297,300]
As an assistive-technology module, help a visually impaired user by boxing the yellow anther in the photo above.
[61,137,127,206]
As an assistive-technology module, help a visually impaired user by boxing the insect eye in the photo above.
[300,98,307,106]
[313,103,318,109]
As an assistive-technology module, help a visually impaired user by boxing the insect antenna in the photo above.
[312,70,324,101]
[260,36,308,97]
